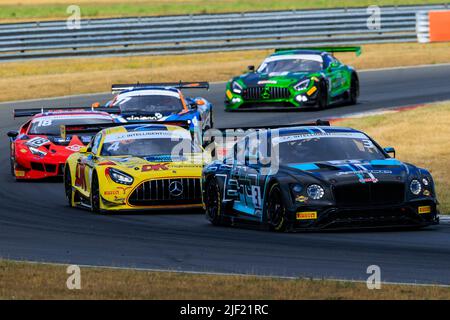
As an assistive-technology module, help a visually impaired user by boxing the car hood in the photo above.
[236,71,313,87]
[281,159,411,185]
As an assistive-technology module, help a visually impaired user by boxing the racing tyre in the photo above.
[266,183,289,232]
[316,80,328,110]
[64,167,74,207]
[349,74,359,105]
[204,178,224,226]
[10,156,15,177]
[90,173,101,213]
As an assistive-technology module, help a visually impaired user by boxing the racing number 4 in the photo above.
[75,163,88,191]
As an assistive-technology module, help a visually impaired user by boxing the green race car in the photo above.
[225,47,361,111]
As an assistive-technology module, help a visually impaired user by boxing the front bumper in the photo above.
[289,200,438,230]
[14,158,65,179]
[225,87,319,110]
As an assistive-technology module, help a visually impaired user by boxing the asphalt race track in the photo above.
[1,64,450,285]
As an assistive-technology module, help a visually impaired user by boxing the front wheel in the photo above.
[204,178,224,226]
[90,173,101,213]
[348,74,359,105]
[64,166,74,207]
[316,81,328,110]
[10,156,15,177]
[265,184,289,232]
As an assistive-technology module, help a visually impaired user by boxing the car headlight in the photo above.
[231,81,243,94]
[422,177,430,186]
[29,146,47,157]
[294,79,311,91]
[307,184,324,200]
[410,179,422,195]
[108,168,134,185]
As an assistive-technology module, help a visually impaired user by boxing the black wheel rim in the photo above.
[268,188,284,228]
[206,181,219,220]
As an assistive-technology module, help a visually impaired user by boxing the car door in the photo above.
[325,55,348,98]
[74,133,102,197]
[230,136,264,218]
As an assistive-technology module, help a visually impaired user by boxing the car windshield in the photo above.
[258,57,323,74]
[101,130,200,157]
[112,94,184,114]
[275,134,386,164]
[28,116,112,136]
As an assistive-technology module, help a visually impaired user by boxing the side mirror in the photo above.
[194,98,205,106]
[7,131,19,139]
[328,61,340,70]
[384,147,396,158]
[247,65,255,72]
[79,146,89,154]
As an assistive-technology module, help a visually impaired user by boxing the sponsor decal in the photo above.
[142,163,170,172]
[26,137,51,148]
[66,144,84,152]
[117,186,132,195]
[104,130,190,143]
[295,195,309,203]
[104,186,132,196]
[104,190,120,196]
[418,206,431,214]
[359,177,379,183]
[258,80,277,85]
[20,149,27,153]
[126,113,164,121]
[296,211,318,220]
[423,190,431,196]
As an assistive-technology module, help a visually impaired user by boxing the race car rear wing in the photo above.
[275,46,362,56]
[215,119,330,131]
[111,81,210,94]
[60,120,191,140]
[13,107,121,118]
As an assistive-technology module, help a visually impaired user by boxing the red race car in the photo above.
[8,108,115,180]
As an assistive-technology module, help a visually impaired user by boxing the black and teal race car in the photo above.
[225,47,361,111]
[202,122,439,231]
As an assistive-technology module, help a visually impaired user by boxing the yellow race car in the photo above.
[63,122,206,213]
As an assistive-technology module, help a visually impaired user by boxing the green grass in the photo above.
[0,1,445,21]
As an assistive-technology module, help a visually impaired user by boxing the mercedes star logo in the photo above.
[168,181,183,197]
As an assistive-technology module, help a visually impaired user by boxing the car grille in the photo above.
[333,183,405,206]
[128,178,202,206]
[242,86,290,100]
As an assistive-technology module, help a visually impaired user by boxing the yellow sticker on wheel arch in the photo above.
[15,171,25,177]
[226,90,233,99]
[296,211,317,220]
[307,86,317,96]
[418,206,431,214]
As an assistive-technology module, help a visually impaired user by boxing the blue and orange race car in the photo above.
[99,82,213,135]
